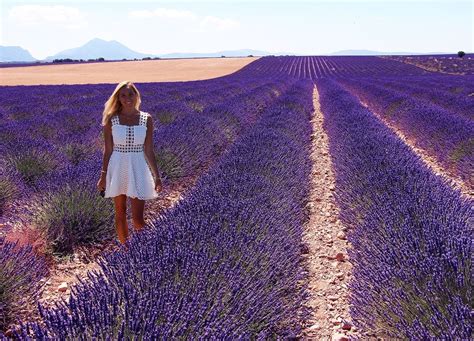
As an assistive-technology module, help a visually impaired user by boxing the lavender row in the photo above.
[338,77,474,188]
[10,79,314,338]
[316,78,472,339]
[355,75,474,121]
[240,56,431,79]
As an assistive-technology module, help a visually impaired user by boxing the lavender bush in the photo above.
[0,237,49,331]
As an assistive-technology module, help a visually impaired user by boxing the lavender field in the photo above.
[0,55,472,339]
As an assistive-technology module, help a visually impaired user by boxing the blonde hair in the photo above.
[101,81,142,126]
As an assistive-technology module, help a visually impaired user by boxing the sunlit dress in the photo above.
[104,111,158,200]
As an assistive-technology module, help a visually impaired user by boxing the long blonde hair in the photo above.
[101,81,142,126]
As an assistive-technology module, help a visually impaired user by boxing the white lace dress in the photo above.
[104,111,159,200]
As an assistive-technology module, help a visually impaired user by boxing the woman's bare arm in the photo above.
[101,119,113,174]
[143,114,162,184]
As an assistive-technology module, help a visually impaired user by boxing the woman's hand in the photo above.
[154,176,163,193]
[97,175,106,192]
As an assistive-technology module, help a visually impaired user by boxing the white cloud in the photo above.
[8,5,87,29]
[128,8,240,32]
[129,8,197,20]
[199,16,240,31]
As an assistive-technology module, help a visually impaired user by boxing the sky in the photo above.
[1,0,472,60]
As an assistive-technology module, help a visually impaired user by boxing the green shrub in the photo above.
[0,176,19,215]
[5,150,57,187]
[155,147,185,180]
[29,183,115,256]
[62,143,93,165]
[156,111,175,124]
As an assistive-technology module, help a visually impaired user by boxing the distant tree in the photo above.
[457,51,465,58]
[221,55,226,58]
[52,58,76,63]
[142,57,152,60]
[97,57,105,62]
[247,54,254,57]
[153,57,161,60]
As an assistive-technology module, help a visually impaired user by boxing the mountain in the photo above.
[44,38,157,61]
[44,39,285,61]
[329,49,455,56]
[160,49,291,58]
[0,46,37,62]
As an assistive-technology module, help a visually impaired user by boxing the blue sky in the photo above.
[1,0,472,59]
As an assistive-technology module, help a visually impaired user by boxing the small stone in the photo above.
[300,243,310,254]
[341,321,352,330]
[335,253,345,261]
[328,295,338,301]
[58,282,68,292]
[337,231,346,240]
[329,184,335,191]
[309,323,320,330]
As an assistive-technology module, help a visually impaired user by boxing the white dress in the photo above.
[104,111,159,200]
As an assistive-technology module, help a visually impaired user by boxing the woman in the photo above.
[97,81,163,245]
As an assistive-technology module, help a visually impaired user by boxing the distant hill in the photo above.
[0,46,37,62]
[160,49,290,58]
[44,38,156,61]
[330,49,456,56]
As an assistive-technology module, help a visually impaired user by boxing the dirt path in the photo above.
[299,85,470,340]
[0,57,259,86]
[359,101,473,200]
[299,86,364,340]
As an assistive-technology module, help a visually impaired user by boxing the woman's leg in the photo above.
[113,194,128,244]
[130,197,146,231]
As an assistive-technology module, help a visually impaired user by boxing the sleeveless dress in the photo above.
[104,111,159,200]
